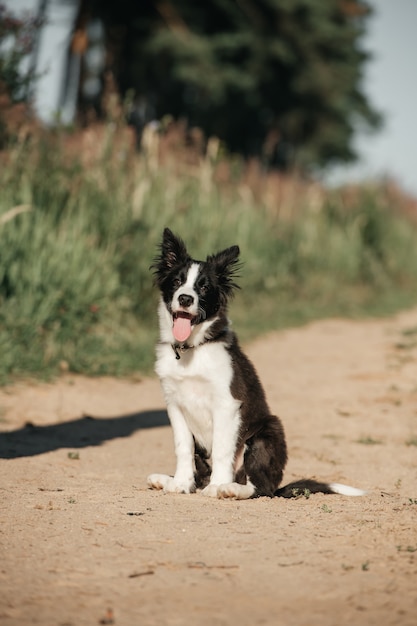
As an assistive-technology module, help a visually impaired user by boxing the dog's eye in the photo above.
[199,284,208,295]
[173,278,182,288]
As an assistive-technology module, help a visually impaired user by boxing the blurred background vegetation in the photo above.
[1,0,417,383]
[94,0,382,169]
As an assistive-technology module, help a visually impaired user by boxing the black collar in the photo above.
[171,342,195,359]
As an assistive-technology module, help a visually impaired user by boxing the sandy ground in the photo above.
[1,308,417,626]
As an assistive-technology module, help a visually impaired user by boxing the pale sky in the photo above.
[326,0,417,197]
[6,0,417,197]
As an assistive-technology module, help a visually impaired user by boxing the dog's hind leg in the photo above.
[194,441,211,489]
[218,417,287,499]
[245,417,287,497]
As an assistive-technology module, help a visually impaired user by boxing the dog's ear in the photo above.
[160,228,190,269]
[150,228,190,283]
[207,245,241,298]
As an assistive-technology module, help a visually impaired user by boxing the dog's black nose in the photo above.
[178,294,194,308]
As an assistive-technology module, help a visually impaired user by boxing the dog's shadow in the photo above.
[0,410,169,459]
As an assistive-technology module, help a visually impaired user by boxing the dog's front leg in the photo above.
[201,402,240,498]
[148,404,195,494]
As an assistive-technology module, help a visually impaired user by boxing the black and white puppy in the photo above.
[148,228,365,500]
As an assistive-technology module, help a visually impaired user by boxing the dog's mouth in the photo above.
[172,311,196,343]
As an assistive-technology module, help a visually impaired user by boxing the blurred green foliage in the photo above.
[1,129,417,383]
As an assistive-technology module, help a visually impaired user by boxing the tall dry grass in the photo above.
[1,120,417,382]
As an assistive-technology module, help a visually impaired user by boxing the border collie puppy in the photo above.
[147,228,365,500]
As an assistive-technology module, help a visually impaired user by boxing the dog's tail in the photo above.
[275,479,366,498]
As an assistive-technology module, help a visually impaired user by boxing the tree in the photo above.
[0,3,43,145]
[0,4,43,102]
[90,0,382,170]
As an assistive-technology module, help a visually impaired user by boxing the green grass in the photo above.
[321,504,333,513]
[1,128,417,383]
[356,437,383,445]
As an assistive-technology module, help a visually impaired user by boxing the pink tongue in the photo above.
[173,316,192,342]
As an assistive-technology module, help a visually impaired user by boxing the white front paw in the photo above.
[147,473,194,494]
[218,481,255,500]
[201,483,220,498]
[147,473,169,490]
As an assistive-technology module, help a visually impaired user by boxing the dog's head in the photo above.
[151,228,240,343]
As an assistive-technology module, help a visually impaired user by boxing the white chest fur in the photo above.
[155,341,241,454]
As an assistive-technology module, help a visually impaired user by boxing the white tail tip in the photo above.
[329,482,367,497]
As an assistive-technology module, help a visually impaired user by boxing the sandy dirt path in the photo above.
[1,308,417,626]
